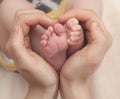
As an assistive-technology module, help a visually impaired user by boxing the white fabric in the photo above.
[0,52,14,63]
[0,0,120,99]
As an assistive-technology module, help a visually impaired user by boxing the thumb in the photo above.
[83,22,110,60]
[7,26,32,62]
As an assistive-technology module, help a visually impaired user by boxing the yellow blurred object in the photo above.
[0,52,17,71]
[47,0,67,19]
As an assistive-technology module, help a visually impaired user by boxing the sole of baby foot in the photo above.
[40,23,68,71]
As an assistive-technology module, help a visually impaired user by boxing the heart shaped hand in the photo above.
[5,8,112,99]
[30,17,85,72]
[7,9,85,72]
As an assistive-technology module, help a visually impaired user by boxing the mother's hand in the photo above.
[59,9,112,99]
[6,9,58,99]
[60,9,112,81]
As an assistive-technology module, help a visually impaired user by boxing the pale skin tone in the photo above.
[6,11,58,99]
[0,0,102,71]
[0,0,105,99]
[39,19,84,71]
[0,0,85,71]
[30,0,103,71]
[6,9,112,99]
[59,9,112,99]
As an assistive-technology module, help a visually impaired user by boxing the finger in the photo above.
[14,9,54,27]
[81,22,112,61]
[59,9,112,46]
[8,26,29,60]
[59,9,98,26]
[59,9,107,36]
[14,9,46,17]
[14,13,55,27]
[8,26,56,75]
[7,26,38,71]
[13,10,56,35]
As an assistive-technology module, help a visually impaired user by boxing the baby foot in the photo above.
[30,25,46,55]
[40,23,68,71]
[64,18,85,56]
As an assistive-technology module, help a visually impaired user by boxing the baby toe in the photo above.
[70,31,82,36]
[70,36,81,42]
[40,40,48,46]
[72,25,82,31]
[54,23,66,36]
[66,18,79,28]
[41,34,48,40]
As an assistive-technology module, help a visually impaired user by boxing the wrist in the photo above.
[25,84,58,99]
[60,76,91,99]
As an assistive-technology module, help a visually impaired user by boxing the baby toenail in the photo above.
[72,25,81,31]
[70,18,79,24]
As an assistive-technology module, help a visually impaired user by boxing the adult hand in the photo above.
[6,9,58,99]
[59,9,112,99]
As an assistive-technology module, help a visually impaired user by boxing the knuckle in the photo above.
[99,35,107,43]
[14,10,25,22]
[102,33,113,48]
[85,52,100,66]
[8,42,18,53]
[60,70,72,81]
[47,76,58,86]
[98,34,112,48]
[15,10,23,18]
